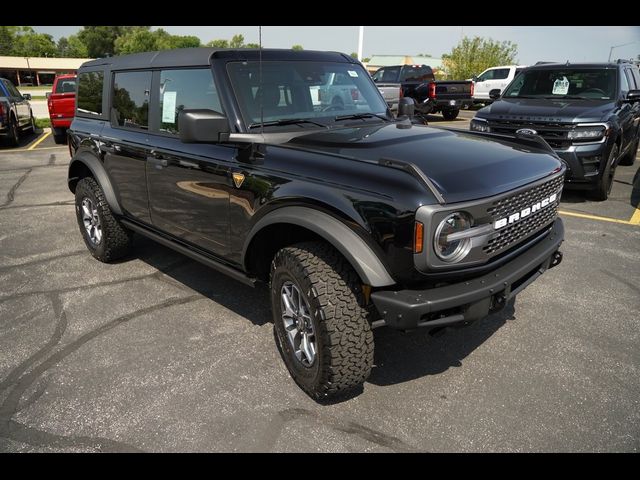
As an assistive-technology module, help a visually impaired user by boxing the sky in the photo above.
[32,26,640,64]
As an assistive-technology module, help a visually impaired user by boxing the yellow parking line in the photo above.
[27,131,51,150]
[558,209,634,226]
[629,208,640,225]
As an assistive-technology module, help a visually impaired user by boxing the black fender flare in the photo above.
[242,206,396,287]
[68,153,123,215]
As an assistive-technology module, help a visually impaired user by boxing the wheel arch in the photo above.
[242,206,396,287]
[67,153,123,215]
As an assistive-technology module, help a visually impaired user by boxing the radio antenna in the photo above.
[259,25,264,137]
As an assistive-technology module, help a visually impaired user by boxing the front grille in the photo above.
[488,120,573,149]
[483,174,564,255]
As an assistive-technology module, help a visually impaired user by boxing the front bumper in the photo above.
[370,218,564,330]
[555,142,610,185]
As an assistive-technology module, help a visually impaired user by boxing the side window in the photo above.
[112,71,151,130]
[620,69,630,95]
[3,79,22,98]
[381,67,400,82]
[493,68,510,80]
[77,71,104,116]
[371,69,384,82]
[477,70,494,82]
[632,68,640,91]
[401,66,432,82]
[624,69,636,90]
[158,69,223,135]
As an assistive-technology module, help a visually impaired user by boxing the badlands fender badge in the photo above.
[232,172,245,188]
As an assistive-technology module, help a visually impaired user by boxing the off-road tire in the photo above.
[270,241,374,401]
[619,137,638,166]
[74,177,133,262]
[442,109,459,121]
[592,144,618,201]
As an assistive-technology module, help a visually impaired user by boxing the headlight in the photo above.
[567,126,607,141]
[470,119,490,132]
[434,212,474,262]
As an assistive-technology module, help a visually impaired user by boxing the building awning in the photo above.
[0,56,93,70]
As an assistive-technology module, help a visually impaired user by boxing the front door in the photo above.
[2,79,30,126]
[145,68,233,258]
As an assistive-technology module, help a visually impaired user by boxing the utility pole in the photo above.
[608,41,638,62]
[357,26,364,62]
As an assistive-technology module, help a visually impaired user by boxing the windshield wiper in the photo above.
[248,118,328,129]
[334,113,390,122]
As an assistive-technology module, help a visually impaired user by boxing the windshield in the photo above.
[503,68,617,100]
[226,61,389,129]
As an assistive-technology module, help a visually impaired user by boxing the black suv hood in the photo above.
[285,123,562,204]
[476,97,613,123]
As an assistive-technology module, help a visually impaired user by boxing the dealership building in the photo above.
[0,56,93,86]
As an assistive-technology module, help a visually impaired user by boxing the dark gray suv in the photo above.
[0,77,35,146]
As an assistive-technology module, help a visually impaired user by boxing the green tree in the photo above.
[291,44,304,51]
[244,43,260,49]
[350,52,358,58]
[442,36,517,80]
[115,28,202,55]
[206,39,229,48]
[78,26,148,58]
[229,34,245,48]
[66,34,89,57]
[0,26,20,55]
[12,29,57,57]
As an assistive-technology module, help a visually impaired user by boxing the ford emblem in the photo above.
[516,128,538,135]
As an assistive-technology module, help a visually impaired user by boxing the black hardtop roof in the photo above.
[79,48,358,70]
[527,62,626,70]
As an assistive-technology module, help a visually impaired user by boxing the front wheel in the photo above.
[270,241,374,401]
[6,117,19,147]
[75,177,133,262]
[592,144,618,201]
[442,109,459,121]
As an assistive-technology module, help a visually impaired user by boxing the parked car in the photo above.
[471,60,640,200]
[47,74,77,144]
[471,65,527,103]
[371,64,473,120]
[316,72,368,110]
[68,49,565,400]
[0,77,35,146]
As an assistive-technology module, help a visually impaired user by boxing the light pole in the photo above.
[24,57,33,85]
[357,26,364,62]
[608,41,638,62]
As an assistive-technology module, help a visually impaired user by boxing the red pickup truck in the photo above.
[47,74,76,144]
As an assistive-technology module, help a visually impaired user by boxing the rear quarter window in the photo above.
[55,77,77,94]
[77,71,104,116]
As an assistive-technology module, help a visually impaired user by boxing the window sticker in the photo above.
[552,76,570,95]
[162,91,177,123]
[348,70,359,78]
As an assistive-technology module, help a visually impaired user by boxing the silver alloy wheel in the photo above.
[281,281,317,367]
[81,197,102,245]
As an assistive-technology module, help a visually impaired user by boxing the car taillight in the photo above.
[351,88,359,101]
[428,82,437,99]
[470,82,474,97]
[399,87,404,99]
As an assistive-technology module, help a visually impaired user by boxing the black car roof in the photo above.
[80,48,358,70]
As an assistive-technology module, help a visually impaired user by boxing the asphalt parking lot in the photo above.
[0,128,639,452]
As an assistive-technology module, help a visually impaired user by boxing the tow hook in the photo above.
[550,250,563,269]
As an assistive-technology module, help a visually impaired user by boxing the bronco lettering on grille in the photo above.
[493,193,558,230]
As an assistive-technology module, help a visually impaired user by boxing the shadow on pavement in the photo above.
[368,299,515,386]
[0,128,45,151]
[632,166,640,209]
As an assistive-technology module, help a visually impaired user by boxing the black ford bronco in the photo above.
[471,60,640,201]
[68,49,565,400]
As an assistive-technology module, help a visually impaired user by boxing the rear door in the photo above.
[2,79,29,126]
[102,70,152,224]
[145,67,233,258]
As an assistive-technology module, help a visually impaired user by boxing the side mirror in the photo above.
[23,93,32,101]
[489,89,501,100]
[624,90,640,103]
[178,109,230,144]
[472,76,478,82]
[397,97,415,118]
[46,92,51,99]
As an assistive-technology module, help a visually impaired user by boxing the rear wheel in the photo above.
[442,109,459,121]
[6,117,19,147]
[592,144,618,201]
[74,177,133,262]
[270,241,374,401]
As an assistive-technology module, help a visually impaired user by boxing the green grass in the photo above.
[35,118,51,129]
[18,85,53,91]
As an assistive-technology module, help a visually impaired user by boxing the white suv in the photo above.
[472,65,527,103]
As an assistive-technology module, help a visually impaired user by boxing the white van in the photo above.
[472,65,527,102]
